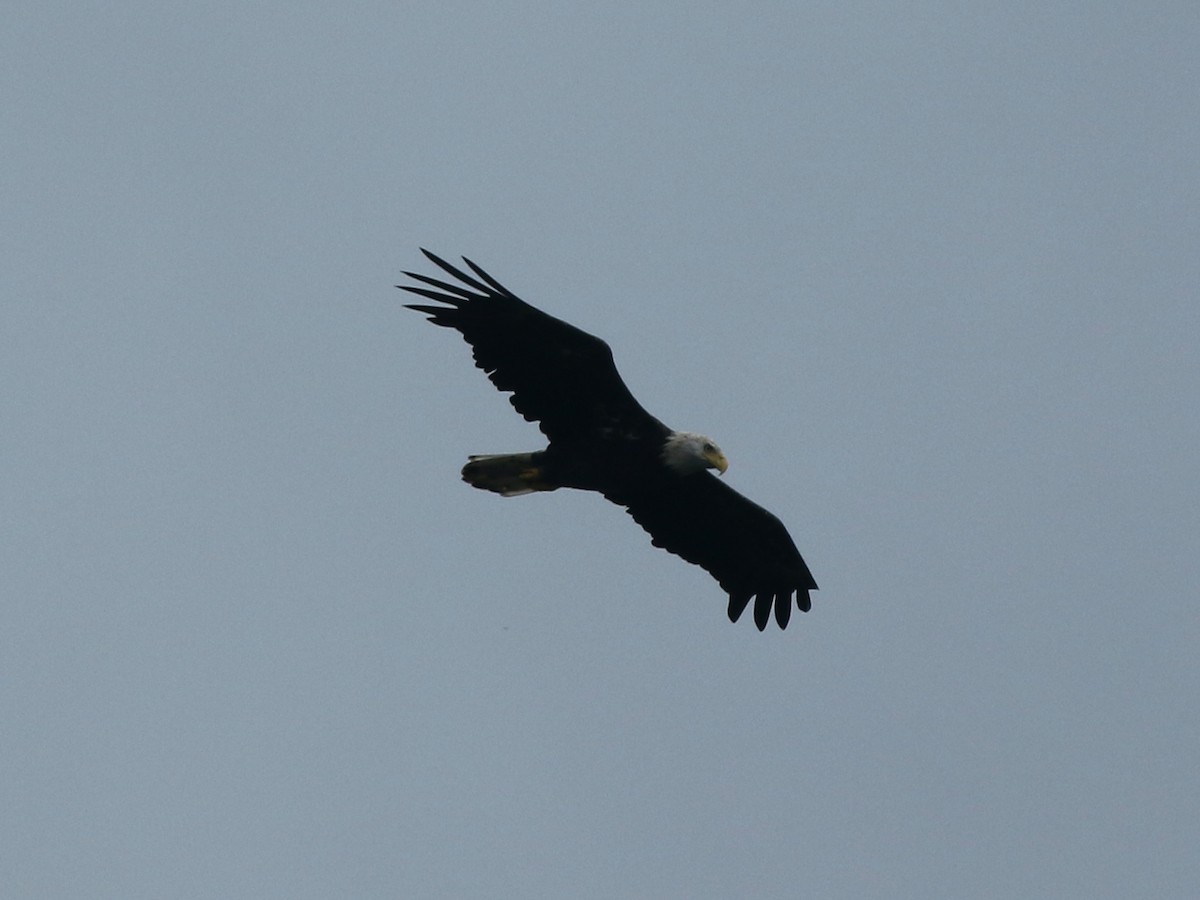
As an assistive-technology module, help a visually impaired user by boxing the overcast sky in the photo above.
[4,3,1198,898]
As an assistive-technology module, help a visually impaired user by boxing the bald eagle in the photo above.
[400,250,818,630]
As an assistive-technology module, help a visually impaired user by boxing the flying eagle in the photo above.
[400,250,818,630]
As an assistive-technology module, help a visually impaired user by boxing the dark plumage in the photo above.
[400,250,818,630]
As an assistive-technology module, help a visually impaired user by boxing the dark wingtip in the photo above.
[419,247,447,266]
[796,590,812,613]
[412,249,495,295]
[774,593,792,629]
[418,249,463,280]
[462,255,514,297]
[753,593,772,631]
[727,593,752,624]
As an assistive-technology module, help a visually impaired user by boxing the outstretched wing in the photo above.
[400,250,662,444]
[618,474,818,630]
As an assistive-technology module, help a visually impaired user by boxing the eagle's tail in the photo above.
[461,453,555,497]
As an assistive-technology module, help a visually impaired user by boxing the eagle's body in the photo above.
[401,250,818,630]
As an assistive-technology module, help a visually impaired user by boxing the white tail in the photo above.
[461,454,554,497]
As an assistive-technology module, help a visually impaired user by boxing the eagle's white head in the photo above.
[661,431,729,476]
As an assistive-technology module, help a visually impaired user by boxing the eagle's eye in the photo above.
[703,442,715,453]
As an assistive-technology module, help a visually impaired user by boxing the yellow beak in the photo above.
[706,449,729,475]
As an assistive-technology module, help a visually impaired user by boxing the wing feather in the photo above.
[617,474,818,631]
[400,250,661,443]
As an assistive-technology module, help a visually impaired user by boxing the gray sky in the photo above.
[4,3,1198,897]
